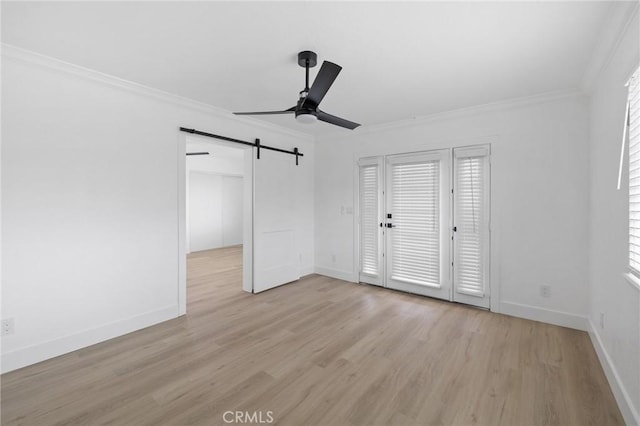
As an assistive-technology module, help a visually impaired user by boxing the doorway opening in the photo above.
[178,133,254,315]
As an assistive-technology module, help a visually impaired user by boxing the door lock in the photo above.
[386,223,396,228]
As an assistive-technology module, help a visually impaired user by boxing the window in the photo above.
[453,147,490,300]
[628,67,640,274]
[359,161,381,278]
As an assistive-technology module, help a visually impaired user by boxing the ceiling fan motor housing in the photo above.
[295,92,317,119]
[295,94,317,123]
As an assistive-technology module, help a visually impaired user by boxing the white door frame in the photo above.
[354,142,495,311]
[178,132,254,316]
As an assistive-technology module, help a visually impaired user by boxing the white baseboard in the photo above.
[314,266,357,283]
[1,305,180,374]
[300,265,315,277]
[588,319,640,426]
[499,301,588,331]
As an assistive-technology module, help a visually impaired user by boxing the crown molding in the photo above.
[580,1,640,92]
[1,43,314,142]
[319,88,584,142]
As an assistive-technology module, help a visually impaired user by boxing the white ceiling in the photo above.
[2,1,615,136]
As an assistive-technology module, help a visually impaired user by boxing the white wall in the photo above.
[588,8,640,424]
[188,173,243,252]
[187,149,244,176]
[189,172,222,251]
[222,176,244,247]
[1,46,315,373]
[186,147,244,253]
[315,93,590,329]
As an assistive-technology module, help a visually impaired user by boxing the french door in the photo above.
[358,146,490,308]
[385,151,452,299]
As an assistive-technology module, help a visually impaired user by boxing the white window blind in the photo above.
[454,148,488,297]
[360,164,380,276]
[629,68,640,273]
[390,160,440,286]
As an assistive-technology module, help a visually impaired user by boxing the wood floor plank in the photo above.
[1,246,624,425]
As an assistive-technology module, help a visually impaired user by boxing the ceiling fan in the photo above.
[233,51,360,130]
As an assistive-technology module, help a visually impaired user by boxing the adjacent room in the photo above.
[1,1,639,425]
[185,137,248,305]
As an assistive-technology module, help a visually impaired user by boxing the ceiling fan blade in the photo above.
[234,106,296,116]
[317,110,360,130]
[302,61,342,109]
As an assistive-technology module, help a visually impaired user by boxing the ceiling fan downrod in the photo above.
[298,50,317,96]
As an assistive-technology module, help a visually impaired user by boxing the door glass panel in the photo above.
[389,160,440,287]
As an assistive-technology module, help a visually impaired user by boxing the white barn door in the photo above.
[253,148,300,293]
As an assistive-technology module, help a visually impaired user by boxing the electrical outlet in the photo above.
[1,318,14,336]
[540,285,551,298]
[600,312,605,329]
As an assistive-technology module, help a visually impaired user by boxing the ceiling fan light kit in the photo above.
[295,112,318,124]
[234,51,360,130]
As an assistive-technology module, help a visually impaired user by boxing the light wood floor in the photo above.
[1,246,623,425]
